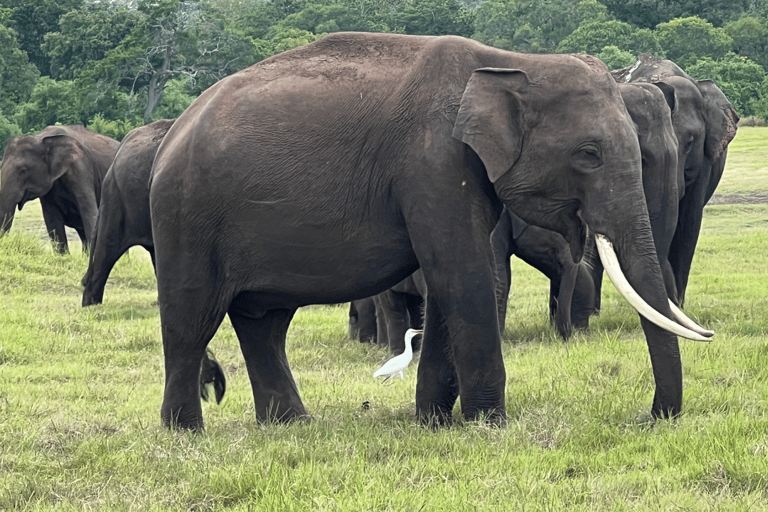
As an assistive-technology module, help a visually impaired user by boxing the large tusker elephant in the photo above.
[0,125,119,253]
[149,32,710,430]
[611,54,739,307]
[493,81,682,340]
[81,119,175,306]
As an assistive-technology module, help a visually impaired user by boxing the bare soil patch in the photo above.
[708,192,768,205]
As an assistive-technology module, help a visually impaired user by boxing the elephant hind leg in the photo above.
[227,294,307,423]
[159,297,227,431]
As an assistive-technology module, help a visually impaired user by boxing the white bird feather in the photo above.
[373,328,423,382]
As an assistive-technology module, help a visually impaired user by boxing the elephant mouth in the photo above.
[18,190,34,211]
[594,234,714,341]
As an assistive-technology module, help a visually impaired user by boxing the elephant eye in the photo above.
[573,144,602,171]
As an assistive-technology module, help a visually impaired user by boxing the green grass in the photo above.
[1,131,768,510]
[717,127,768,194]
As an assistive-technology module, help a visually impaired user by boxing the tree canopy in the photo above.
[1,0,767,148]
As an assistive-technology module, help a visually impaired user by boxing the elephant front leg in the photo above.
[415,297,459,426]
[416,275,507,425]
[40,200,68,254]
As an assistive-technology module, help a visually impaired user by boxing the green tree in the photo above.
[686,53,767,118]
[595,45,636,69]
[81,0,255,122]
[0,0,83,75]
[390,0,475,37]
[41,3,142,80]
[655,16,733,67]
[0,23,40,118]
[603,0,752,30]
[12,77,83,133]
[473,0,593,53]
[557,19,663,57]
[725,14,768,70]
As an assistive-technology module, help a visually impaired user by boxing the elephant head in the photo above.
[0,133,74,232]
[453,54,710,415]
[1,125,118,253]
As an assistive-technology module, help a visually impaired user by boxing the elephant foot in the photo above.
[417,405,454,428]
[161,402,205,432]
[254,398,310,424]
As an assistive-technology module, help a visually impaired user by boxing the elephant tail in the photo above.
[199,349,227,404]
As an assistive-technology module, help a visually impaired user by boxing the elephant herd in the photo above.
[0,33,738,431]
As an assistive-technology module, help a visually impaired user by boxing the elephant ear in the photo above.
[42,134,84,181]
[697,80,739,162]
[653,81,677,115]
[453,68,529,183]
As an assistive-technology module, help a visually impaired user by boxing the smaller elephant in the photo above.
[349,271,426,354]
[491,207,596,339]
[81,119,174,306]
[0,125,119,253]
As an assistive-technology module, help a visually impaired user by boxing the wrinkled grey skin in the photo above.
[611,54,739,307]
[494,81,681,339]
[0,125,119,253]
[150,32,682,430]
[81,119,175,306]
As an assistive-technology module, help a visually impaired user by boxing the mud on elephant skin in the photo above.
[81,119,175,306]
[150,32,708,431]
[0,125,119,254]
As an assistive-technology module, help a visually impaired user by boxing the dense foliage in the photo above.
[1,0,767,148]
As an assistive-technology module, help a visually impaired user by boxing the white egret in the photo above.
[373,328,423,382]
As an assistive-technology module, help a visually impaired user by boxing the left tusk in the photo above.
[595,234,711,342]
[668,300,714,338]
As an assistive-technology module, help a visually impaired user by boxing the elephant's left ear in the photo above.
[697,80,739,162]
[42,135,83,180]
[453,68,530,183]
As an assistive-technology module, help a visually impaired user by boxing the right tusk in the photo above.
[668,300,714,338]
[595,234,711,342]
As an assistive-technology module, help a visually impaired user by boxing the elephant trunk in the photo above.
[0,197,16,234]
[597,213,684,417]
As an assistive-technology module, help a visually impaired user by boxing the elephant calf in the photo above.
[0,125,119,253]
[81,119,175,306]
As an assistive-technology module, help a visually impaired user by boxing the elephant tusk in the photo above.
[595,234,711,342]
[668,300,715,338]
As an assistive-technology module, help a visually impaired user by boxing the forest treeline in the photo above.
[2,0,768,147]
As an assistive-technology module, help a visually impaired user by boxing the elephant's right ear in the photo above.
[453,68,529,183]
[42,134,82,180]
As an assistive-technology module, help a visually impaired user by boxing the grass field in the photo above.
[1,128,767,510]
